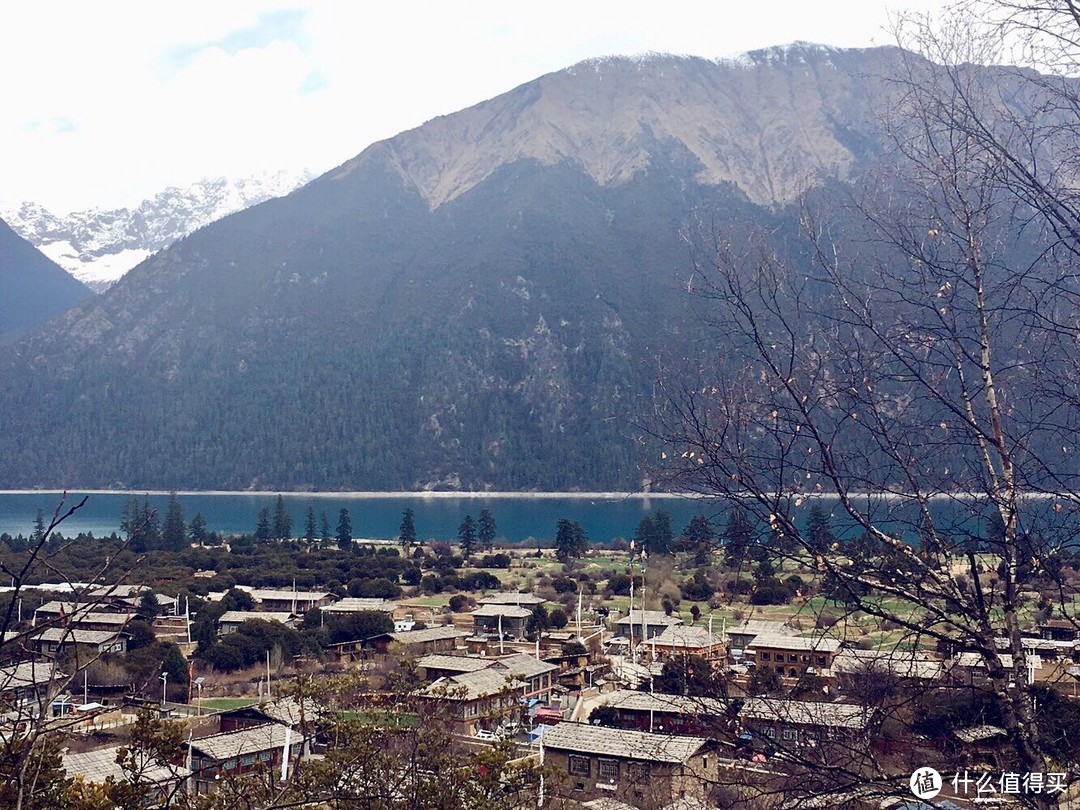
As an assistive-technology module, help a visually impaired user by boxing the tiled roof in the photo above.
[235,697,322,726]
[0,661,57,690]
[64,746,190,785]
[218,611,295,625]
[387,626,468,644]
[322,598,398,613]
[423,670,524,700]
[239,588,333,603]
[35,601,132,619]
[615,610,683,627]
[831,649,944,680]
[33,628,123,645]
[472,605,533,619]
[746,634,841,653]
[541,722,708,763]
[598,689,729,717]
[418,654,493,673]
[740,698,870,729]
[651,625,724,648]
[726,620,796,638]
[489,653,558,679]
[186,722,306,760]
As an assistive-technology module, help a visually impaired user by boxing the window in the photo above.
[765,727,776,739]
[628,762,651,782]
[782,729,798,742]
[789,668,798,677]
[241,754,255,766]
[817,656,826,666]
[598,759,619,780]
[759,652,771,661]
[569,756,591,777]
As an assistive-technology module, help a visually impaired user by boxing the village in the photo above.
[3,513,1080,809]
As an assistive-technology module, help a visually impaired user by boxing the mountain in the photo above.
[0,45,920,490]
[1,171,312,292]
[0,217,91,342]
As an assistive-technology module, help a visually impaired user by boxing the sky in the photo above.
[0,1,956,213]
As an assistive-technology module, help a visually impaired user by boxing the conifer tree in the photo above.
[272,494,292,540]
[162,492,186,551]
[478,508,497,552]
[304,506,317,543]
[399,508,417,550]
[336,508,353,551]
[457,514,477,560]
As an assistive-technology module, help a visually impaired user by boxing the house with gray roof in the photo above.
[471,604,533,638]
[614,610,683,642]
[63,745,190,800]
[541,722,720,806]
[185,722,307,796]
[738,697,873,750]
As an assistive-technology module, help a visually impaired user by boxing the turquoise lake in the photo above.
[0,491,728,544]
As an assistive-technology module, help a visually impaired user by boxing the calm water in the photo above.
[0,491,728,544]
[0,490,1042,546]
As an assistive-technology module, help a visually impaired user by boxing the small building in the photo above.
[614,610,683,643]
[29,628,128,658]
[367,626,468,657]
[593,689,730,737]
[217,611,297,636]
[1037,620,1079,643]
[738,698,872,749]
[218,697,321,735]
[320,597,398,615]
[418,669,526,737]
[540,721,720,806]
[647,626,725,662]
[63,745,190,800]
[471,604,533,639]
[185,722,307,795]
[33,601,133,628]
[745,634,842,679]
[832,648,945,686]
[237,587,336,613]
[725,620,797,656]
[417,653,557,702]
[0,661,59,718]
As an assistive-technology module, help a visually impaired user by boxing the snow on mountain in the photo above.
[2,170,312,291]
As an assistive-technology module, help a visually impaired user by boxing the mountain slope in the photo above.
[2,171,312,291]
[0,46,918,490]
[0,217,91,342]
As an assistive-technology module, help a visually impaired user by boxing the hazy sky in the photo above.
[1,1,955,213]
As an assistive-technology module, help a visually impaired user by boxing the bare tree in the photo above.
[653,4,1080,806]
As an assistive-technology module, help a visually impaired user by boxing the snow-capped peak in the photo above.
[2,170,313,291]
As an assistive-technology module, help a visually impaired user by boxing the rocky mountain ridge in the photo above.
[0,45,990,491]
[2,171,312,291]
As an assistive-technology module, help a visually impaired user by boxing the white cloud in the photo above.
[0,0,954,212]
